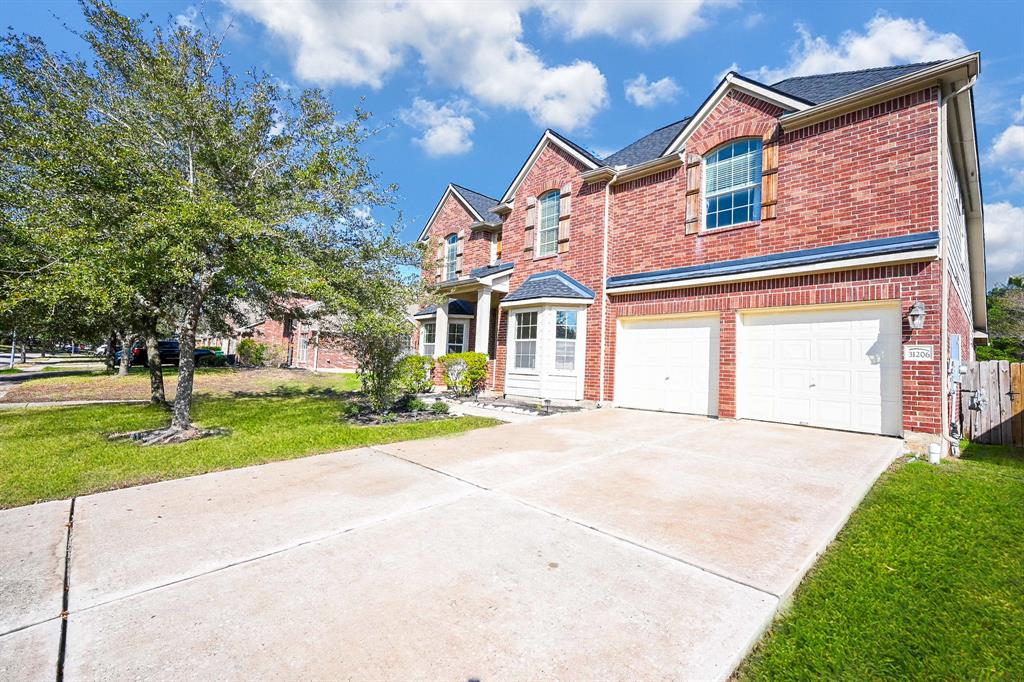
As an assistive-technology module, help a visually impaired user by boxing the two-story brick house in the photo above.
[416,54,987,451]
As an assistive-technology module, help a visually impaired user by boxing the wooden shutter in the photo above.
[434,239,443,281]
[684,157,701,235]
[455,231,465,276]
[558,182,572,254]
[761,131,779,221]
[523,196,536,255]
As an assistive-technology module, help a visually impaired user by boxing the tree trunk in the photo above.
[117,330,133,377]
[20,343,27,364]
[144,324,165,405]
[170,300,202,430]
[104,330,116,371]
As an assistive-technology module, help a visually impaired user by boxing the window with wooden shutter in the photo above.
[444,234,457,280]
[524,196,536,254]
[537,190,560,257]
[703,138,762,229]
[455,232,464,276]
[557,182,571,254]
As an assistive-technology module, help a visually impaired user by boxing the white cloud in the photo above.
[984,202,1024,285]
[539,0,734,46]
[988,125,1024,164]
[742,13,968,83]
[624,74,682,108]
[400,98,475,157]
[743,12,765,30]
[226,0,608,131]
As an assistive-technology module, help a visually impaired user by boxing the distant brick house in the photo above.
[199,300,358,373]
[416,55,988,451]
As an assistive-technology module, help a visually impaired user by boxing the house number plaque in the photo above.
[903,344,934,361]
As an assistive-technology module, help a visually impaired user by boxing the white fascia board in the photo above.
[417,185,485,242]
[662,74,810,157]
[780,53,980,132]
[500,297,593,309]
[605,248,939,295]
[499,131,600,204]
[415,313,473,320]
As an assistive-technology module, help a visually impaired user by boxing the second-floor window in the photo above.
[704,138,762,229]
[445,234,458,280]
[537,190,560,257]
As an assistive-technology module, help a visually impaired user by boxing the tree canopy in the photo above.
[1,0,419,440]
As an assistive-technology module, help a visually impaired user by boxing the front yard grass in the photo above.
[0,396,499,508]
[0,366,361,402]
[738,442,1024,680]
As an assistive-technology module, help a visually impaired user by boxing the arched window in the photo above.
[537,190,560,256]
[704,138,762,229]
[444,233,458,280]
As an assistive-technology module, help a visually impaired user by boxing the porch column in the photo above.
[475,288,492,355]
[434,299,448,358]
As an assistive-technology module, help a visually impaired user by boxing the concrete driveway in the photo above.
[0,409,900,681]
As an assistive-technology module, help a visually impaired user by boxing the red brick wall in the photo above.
[423,193,489,281]
[492,143,610,399]
[607,88,940,278]
[606,261,944,434]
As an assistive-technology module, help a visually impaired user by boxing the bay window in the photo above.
[513,311,538,370]
[554,311,577,370]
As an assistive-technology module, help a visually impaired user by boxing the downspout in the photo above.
[599,176,613,404]
[936,75,977,456]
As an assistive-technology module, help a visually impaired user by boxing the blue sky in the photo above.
[7,0,1023,285]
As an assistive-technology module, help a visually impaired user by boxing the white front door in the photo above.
[737,304,902,435]
[615,315,720,416]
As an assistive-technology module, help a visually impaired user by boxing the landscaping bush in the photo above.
[236,339,266,367]
[396,354,435,395]
[439,352,488,396]
[406,397,427,412]
[430,400,450,415]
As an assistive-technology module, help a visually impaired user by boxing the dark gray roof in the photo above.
[504,270,595,303]
[770,61,943,105]
[548,129,605,167]
[470,261,514,278]
[451,184,501,222]
[607,231,939,290]
[602,117,691,168]
[414,300,477,318]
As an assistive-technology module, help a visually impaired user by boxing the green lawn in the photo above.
[0,368,23,375]
[738,442,1024,680]
[0,396,499,508]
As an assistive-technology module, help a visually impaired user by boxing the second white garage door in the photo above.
[737,304,902,436]
[615,315,719,416]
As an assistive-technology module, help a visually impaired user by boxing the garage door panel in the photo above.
[738,305,902,436]
[616,315,719,416]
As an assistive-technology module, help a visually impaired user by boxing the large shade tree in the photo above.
[1,0,415,441]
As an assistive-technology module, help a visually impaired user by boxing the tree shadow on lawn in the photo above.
[960,441,1024,471]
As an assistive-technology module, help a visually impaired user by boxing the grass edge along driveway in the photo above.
[737,442,1024,680]
[0,396,500,508]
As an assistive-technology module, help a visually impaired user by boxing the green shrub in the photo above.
[237,338,266,366]
[439,352,488,396]
[397,354,435,395]
[406,397,427,412]
[430,400,450,415]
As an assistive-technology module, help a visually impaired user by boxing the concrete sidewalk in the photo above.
[0,409,899,680]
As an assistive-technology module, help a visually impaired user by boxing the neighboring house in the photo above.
[416,54,987,452]
[198,300,359,372]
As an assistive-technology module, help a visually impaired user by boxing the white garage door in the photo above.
[615,315,719,416]
[738,304,902,436]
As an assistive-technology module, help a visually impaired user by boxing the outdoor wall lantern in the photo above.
[907,301,926,330]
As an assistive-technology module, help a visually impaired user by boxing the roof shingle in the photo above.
[451,184,501,222]
[504,270,595,303]
[769,61,943,105]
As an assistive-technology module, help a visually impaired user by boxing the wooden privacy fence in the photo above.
[960,361,1023,447]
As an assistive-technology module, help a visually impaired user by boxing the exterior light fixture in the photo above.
[907,301,926,330]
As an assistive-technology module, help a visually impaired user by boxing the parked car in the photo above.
[114,340,215,367]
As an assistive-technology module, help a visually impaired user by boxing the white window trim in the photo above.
[446,320,468,354]
[420,322,436,356]
[701,138,762,231]
[552,310,579,376]
[536,190,560,257]
[444,234,458,280]
[509,309,540,375]
[504,306,588,401]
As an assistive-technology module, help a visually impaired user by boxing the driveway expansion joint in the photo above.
[56,497,76,682]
